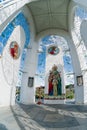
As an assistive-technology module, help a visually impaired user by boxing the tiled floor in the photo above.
[0,102,87,130]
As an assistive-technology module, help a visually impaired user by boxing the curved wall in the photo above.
[0,12,30,106]
[68,3,87,103]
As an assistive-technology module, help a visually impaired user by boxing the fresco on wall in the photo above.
[10,41,20,59]
[48,64,62,96]
[48,46,59,55]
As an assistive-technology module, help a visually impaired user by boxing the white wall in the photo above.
[0,4,39,105]
[68,2,86,104]
[65,35,84,104]
[20,40,38,104]
[20,6,38,104]
[80,20,87,103]
[0,26,25,106]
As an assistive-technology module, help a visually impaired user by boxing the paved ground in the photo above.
[0,102,87,130]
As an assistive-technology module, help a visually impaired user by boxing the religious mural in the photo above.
[48,46,59,55]
[10,41,20,59]
[48,64,62,96]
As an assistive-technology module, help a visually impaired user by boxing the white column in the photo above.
[80,20,87,103]
[66,35,84,104]
[0,26,25,107]
[20,40,38,104]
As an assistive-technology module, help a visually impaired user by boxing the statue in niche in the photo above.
[48,64,62,96]
[52,76,58,96]
[48,71,53,95]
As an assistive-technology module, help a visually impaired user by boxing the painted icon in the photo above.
[10,41,20,59]
[77,75,83,86]
[48,46,59,55]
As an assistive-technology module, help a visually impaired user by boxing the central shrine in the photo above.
[44,44,65,104]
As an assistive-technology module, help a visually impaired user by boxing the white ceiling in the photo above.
[27,0,71,34]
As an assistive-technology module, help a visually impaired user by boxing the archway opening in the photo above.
[35,35,75,104]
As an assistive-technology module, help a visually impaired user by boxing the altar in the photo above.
[44,44,65,104]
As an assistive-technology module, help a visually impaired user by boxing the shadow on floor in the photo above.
[10,103,87,129]
[0,123,8,130]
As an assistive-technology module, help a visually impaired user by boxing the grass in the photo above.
[66,89,74,99]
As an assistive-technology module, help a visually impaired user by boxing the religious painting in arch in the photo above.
[48,46,59,55]
[10,41,20,59]
[48,64,62,96]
